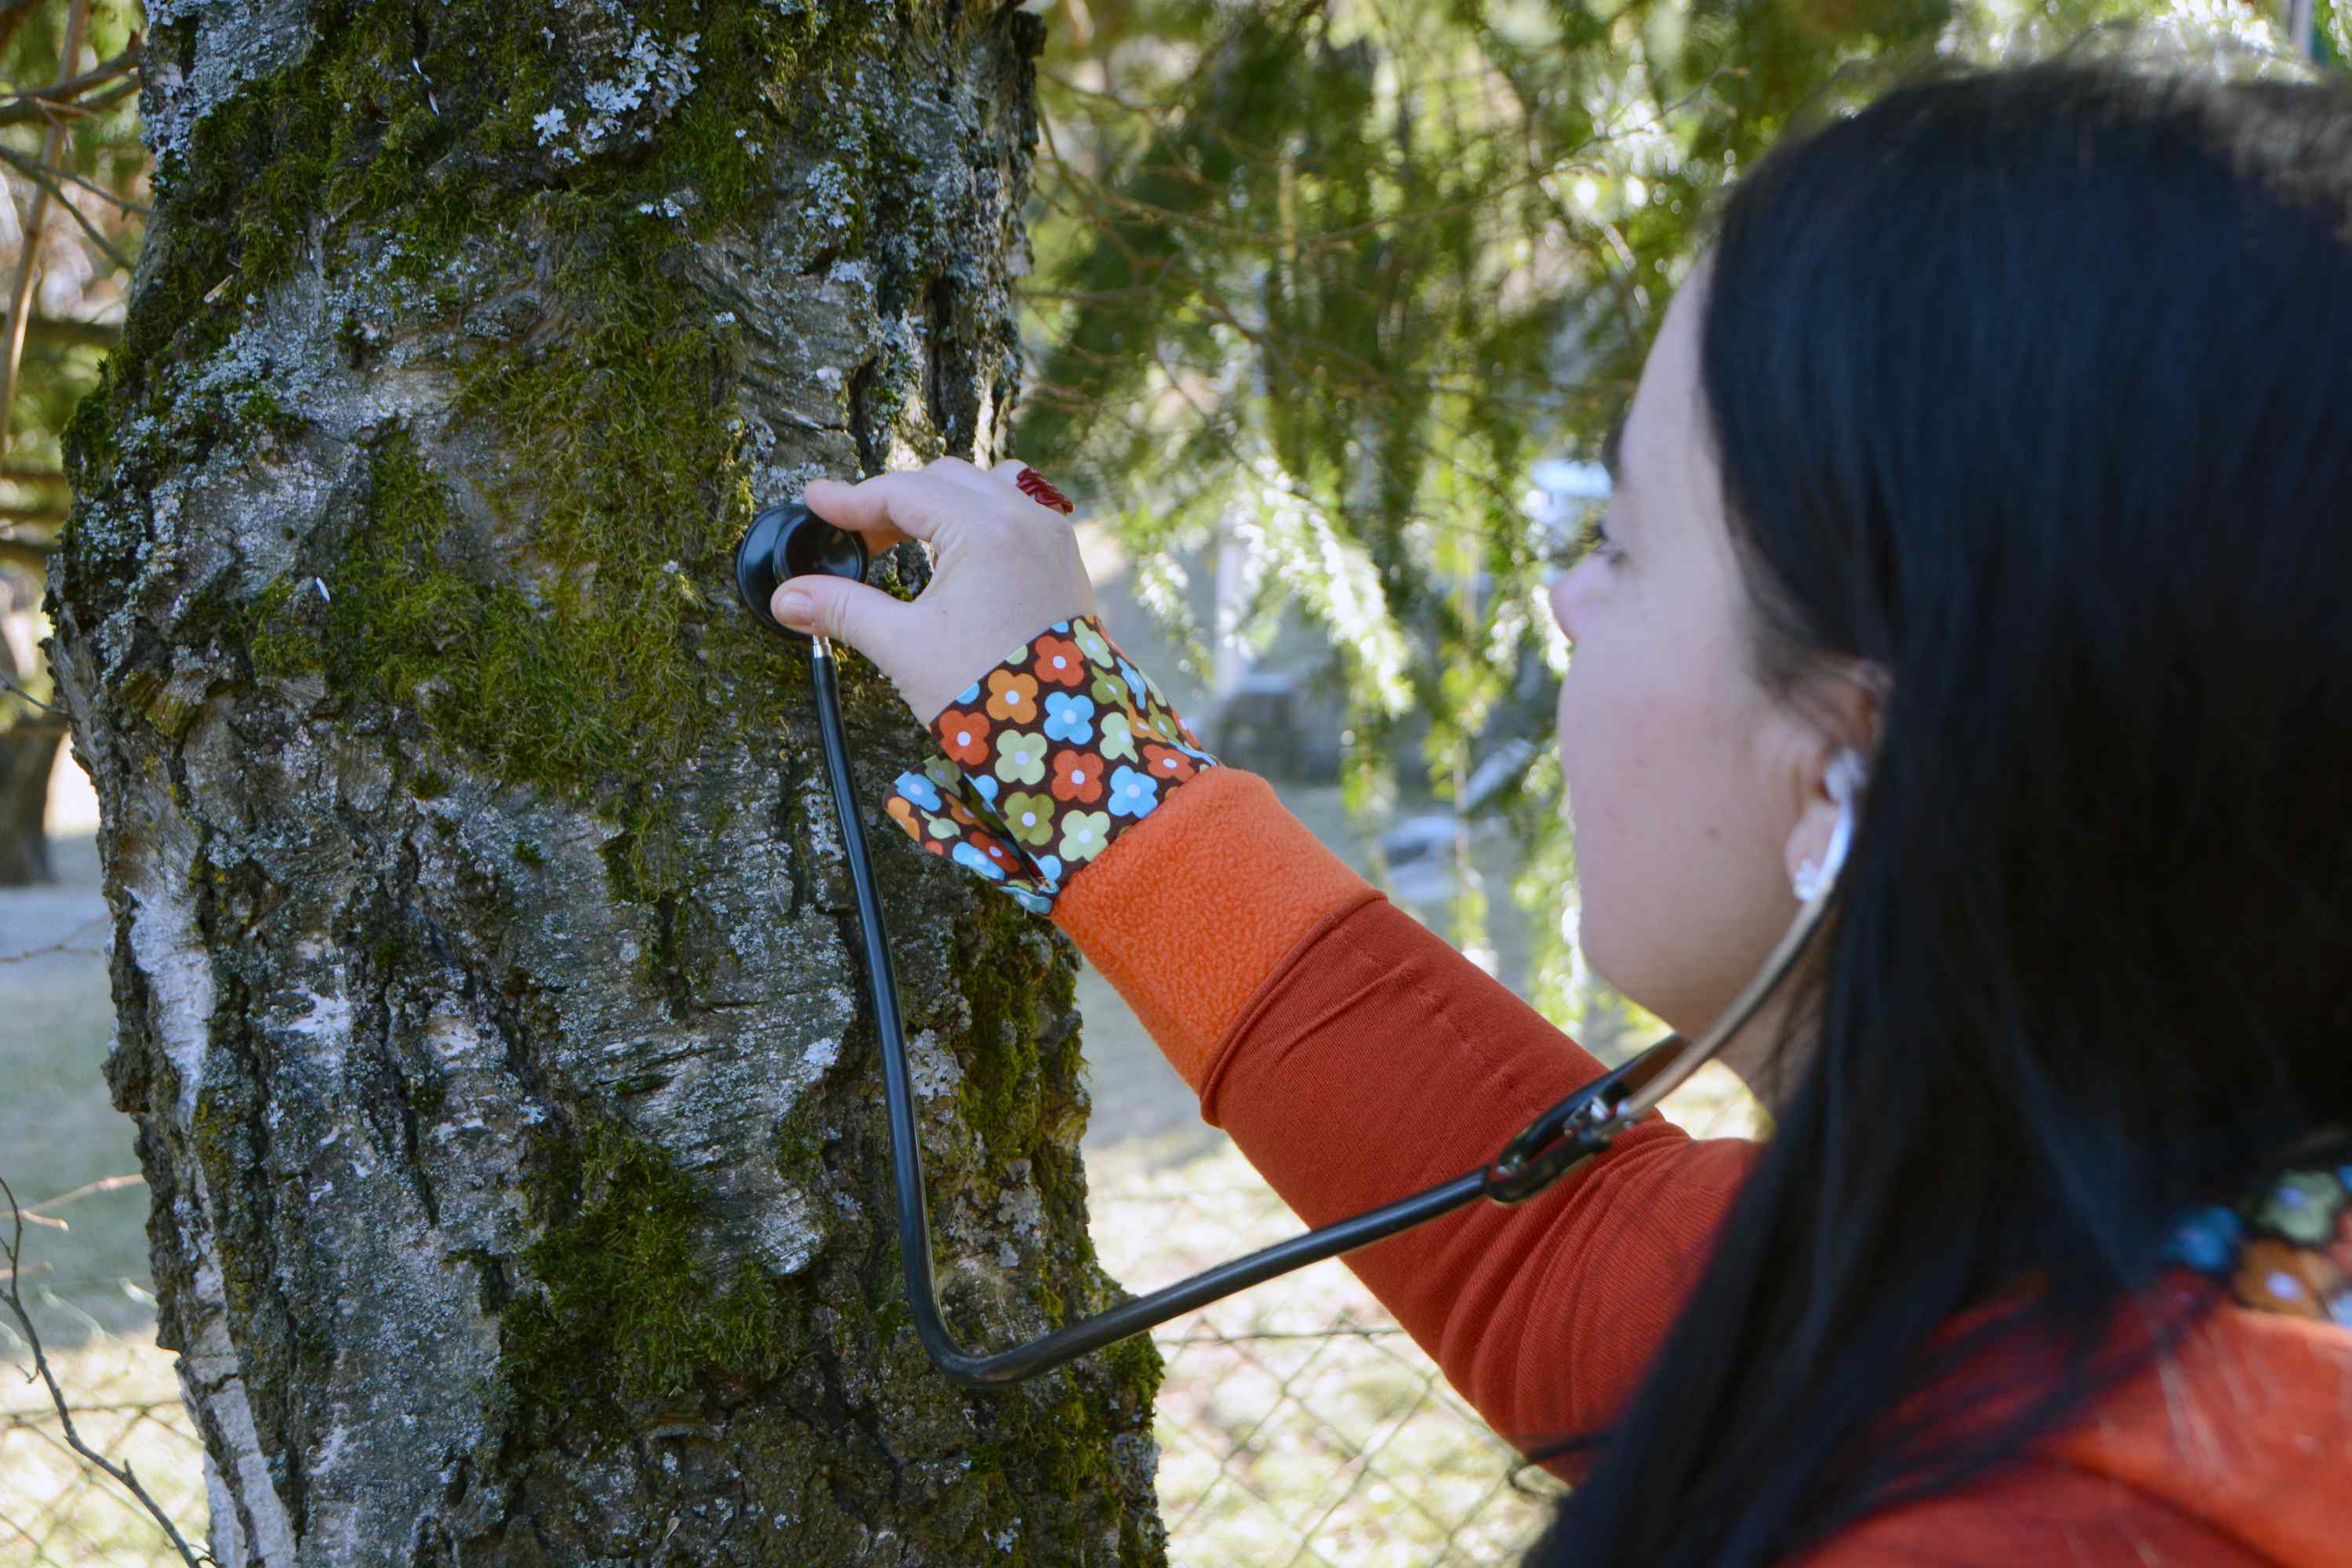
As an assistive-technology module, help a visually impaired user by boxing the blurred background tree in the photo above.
[1005,0,2338,1044]
[0,0,141,884]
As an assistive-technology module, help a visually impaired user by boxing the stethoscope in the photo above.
[736,496,1849,1390]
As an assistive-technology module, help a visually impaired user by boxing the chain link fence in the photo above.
[2,1142,1569,1566]
[2,1084,1763,1566]
[1085,1131,1570,1566]
[2,1179,209,1568]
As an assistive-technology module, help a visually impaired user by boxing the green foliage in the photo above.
[1012,0,2333,1020]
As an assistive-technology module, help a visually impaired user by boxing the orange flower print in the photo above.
[943,794,981,829]
[938,709,991,766]
[974,833,1021,873]
[1142,742,1196,782]
[1033,633,1085,688]
[1051,749,1105,803]
[2232,1237,2339,1319]
[986,669,1040,722]
[887,795,918,832]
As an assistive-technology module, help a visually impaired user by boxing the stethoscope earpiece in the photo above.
[735,499,869,639]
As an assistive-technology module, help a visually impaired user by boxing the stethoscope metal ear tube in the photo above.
[747,504,1841,1388]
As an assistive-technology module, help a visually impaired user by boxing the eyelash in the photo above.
[1547,514,1621,570]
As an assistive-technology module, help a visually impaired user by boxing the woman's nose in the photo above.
[1547,561,1592,647]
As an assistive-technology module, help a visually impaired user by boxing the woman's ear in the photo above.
[1780,672,1882,900]
[1784,746,1868,900]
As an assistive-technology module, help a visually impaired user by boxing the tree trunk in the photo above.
[0,599,66,883]
[0,710,64,883]
[43,2,1165,1562]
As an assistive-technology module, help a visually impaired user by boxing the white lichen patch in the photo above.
[993,1158,1045,1258]
[535,9,702,166]
[906,1029,963,1099]
[278,964,354,1077]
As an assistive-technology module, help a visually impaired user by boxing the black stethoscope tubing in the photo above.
[804,629,1835,1389]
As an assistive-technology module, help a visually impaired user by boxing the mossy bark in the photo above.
[42,2,1165,1562]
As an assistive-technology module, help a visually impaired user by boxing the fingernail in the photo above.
[775,590,815,628]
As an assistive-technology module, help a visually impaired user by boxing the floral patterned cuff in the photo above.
[886,614,1221,914]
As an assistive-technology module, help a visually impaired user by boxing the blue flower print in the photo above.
[1097,711,1137,762]
[968,772,1000,805]
[1116,658,1149,702]
[2161,1205,2244,1274]
[953,841,1007,881]
[1107,765,1160,819]
[895,771,943,811]
[953,677,982,707]
[1008,885,1055,915]
[994,730,1048,785]
[1043,691,1096,745]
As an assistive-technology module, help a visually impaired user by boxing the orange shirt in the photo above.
[1051,767,2352,1566]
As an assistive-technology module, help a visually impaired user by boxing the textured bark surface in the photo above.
[42,2,1165,1561]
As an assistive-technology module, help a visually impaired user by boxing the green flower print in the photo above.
[1058,809,1111,861]
[1097,711,1137,762]
[995,729,1048,784]
[1073,620,1112,663]
[1090,668,1130,707]
[2257,1171,2344,1245]
[1003,790,1056,848]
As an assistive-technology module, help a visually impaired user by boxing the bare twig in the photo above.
[2,1175,205,1568]
[0,0,93,463]
[0,71,136,129]
[0,147,134,269]
[13,1174,144,1231]
[1,1174,205,1566]
[0,143,148,216]
[0,668,60,717]
[0,36,140,110]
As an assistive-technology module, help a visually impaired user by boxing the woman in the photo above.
[769,34,2352,1566]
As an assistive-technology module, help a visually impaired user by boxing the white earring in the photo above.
[1791,748,1868,903]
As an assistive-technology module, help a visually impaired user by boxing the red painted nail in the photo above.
[1016,466,1075,514]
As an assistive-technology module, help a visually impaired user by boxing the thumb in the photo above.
[772,574,909,659]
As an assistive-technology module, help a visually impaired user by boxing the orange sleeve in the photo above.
[1052,765,1762,1453]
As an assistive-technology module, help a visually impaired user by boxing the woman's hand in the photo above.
[771,457,1101,722]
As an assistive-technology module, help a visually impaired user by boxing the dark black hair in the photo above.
[1523,27,2352,1566]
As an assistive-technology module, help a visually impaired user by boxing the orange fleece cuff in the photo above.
[1051,766,1379,1094]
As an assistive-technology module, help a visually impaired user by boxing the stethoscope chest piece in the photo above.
[735,499,869,639]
